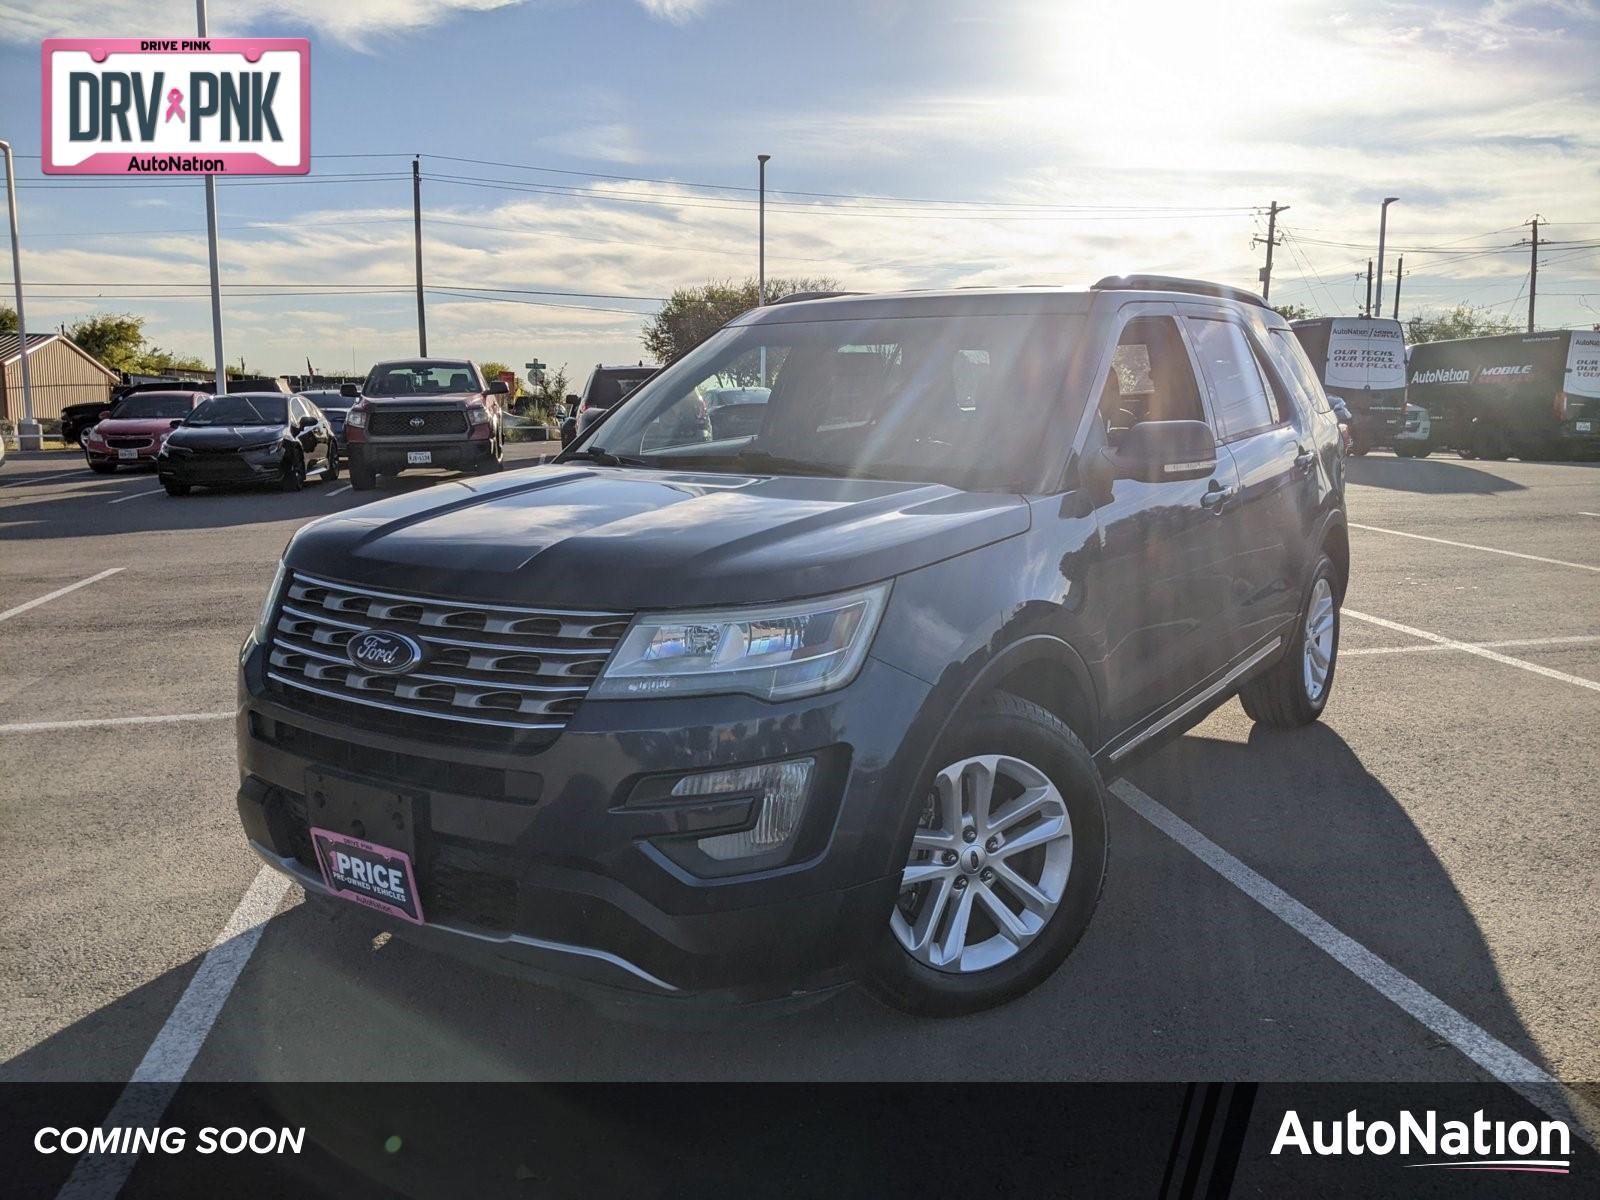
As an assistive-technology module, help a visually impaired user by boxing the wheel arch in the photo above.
[1318,509,1350,600]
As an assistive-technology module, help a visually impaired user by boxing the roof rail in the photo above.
[1091,274,1268,309]
[766,290,861,305]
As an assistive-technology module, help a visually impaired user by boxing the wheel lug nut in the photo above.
[980,868,994,883]
[953,876,968,890]
[963,827,977,843]
[941,850,958,866]
[985,837,999,852]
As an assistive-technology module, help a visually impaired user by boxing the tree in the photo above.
[479,361,524,400]
[66,313,148,372]
[519,364,570,421]
[642,276,841,365]
[0,304,15,335]
[1405,304,1517,345]
[1271,302,1312,322]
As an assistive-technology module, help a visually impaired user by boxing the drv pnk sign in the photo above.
[42,38,309,175]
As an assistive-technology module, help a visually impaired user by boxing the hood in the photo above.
[288,466,1030,609]
[94,417,186,437]
[167,423,289,449]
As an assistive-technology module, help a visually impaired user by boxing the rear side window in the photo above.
[1268,328,1333,415]
[1186,317,1278,440]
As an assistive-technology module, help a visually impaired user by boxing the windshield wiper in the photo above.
[561,445,649,468]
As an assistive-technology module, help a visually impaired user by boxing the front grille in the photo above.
[266,571,628,734]
[106,436,152,449]
[368,408,470,437]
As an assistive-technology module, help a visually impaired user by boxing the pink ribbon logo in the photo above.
[164,88,185,123]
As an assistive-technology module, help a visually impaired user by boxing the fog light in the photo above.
[672,758,814,861]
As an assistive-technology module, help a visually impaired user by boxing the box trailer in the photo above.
[1404,329,1600,460]
[1290,317,1408,453]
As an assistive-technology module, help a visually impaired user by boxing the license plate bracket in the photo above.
[117,448,138,460]
[407,450,432,465]
[305,770,426,923]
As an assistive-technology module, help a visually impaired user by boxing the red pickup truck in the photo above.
[341,358,508,490]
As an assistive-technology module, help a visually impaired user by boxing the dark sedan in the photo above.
[299,388,355,451]
[157,393,338,496]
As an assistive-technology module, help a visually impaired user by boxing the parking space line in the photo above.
[1342,634,1600,658]
[327,483,352,497]
[106,487,164,505]
[0,468,86,488]
[55,866,292,1199]
[0,711,232,735]
[1349,523,1600,573]
[1109,779,1567,1111]
[1344,610,1600,694]
[0,568,123,624]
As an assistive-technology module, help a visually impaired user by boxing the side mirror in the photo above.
[487,380,511,396]
[99,409,112,420]
[1108,420,1217,483]
[564,393,580,406]
[295,415,316,431]
[169,418,184,428]
[339,383,360,398]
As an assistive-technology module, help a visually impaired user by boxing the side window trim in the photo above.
[1180,307,1290,444]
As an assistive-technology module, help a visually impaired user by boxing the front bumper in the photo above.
[86,444,160,466]
[159,450,286,485]
[235,638,933,1007]
[348,439,493,473]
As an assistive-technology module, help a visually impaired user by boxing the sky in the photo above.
[1,0,1597,384]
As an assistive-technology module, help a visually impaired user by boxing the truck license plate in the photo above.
[407,450,432,465]
[1577,421,1592,433]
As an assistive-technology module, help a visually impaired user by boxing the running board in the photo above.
[1108,636,1282,763]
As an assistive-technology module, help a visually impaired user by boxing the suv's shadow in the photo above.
[1344,454,1528,494]
[3,725,1569,1098]
[0,448,554,541]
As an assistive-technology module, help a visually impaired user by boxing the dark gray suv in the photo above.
[237,277,1348,1016]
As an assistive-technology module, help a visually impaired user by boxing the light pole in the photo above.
[197,0,226,394]
[0,138,38,450]
[757,154,770,305]
[1374,196,1398,319]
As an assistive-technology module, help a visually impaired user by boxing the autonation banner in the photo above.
[41,38,309,175]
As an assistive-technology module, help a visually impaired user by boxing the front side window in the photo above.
[1187,318,1278,440]
[364,362,478,397]
[582,312,1085,491]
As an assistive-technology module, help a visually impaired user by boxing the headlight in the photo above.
[254,559,287,643]
[592,583,889,701]
[466,404,490,426]
[345,407,369,429]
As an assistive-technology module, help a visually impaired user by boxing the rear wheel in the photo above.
[867,692,1107,1016]
[1239,556,1340,727]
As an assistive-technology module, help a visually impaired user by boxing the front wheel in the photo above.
[349,456,377,491]
[866,693,1107,1017]
[324,447,340,481]
[278,451,305,493]
[88,460,116,475]
[162,479,191,497]
[1239,556,1340,727]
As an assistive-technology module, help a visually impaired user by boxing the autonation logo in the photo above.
[1272,1109,1572,1174]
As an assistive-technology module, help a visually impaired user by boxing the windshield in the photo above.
[575,312,1084,490]
[111,393,195,420]
[186,395,288,426]
[304,392,352,411]
[364,362,478,397]
[583,368,656,410]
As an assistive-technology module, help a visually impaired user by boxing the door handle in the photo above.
[1200,483,1235,512]
[1293,445,1316,471]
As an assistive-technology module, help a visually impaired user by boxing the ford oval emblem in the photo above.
[345,629,423,675]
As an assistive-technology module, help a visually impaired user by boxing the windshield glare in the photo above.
[186,396,288,426]
[111,394,195,419]
[581,313,1084,489]
[365,362,478,397]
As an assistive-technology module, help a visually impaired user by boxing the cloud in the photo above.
[633,0,714,22]
[534,123,649,165]
[0,0,529,46]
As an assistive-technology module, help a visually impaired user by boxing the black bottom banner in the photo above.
[3,1081,1594,1198]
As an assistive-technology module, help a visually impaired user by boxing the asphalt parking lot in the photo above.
[1,448,1595,1099]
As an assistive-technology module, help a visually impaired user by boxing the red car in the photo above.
[82,390,207,474]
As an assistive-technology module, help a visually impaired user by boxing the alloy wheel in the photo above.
[1302,576,1336,701]
[891,754,1073,974]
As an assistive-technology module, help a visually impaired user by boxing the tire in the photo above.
[324,448,340,481]
[1393,443,1429,459]
[162,479,191,497]
[349,457,377,491]
[475,435,504,474]
[278,451,305,493]
[866,692,1108,1017]
[76,427,94,448]
[88,460,116,475]
[1239,555,1340,728]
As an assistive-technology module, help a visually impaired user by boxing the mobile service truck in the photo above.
[1291,316,1408,454]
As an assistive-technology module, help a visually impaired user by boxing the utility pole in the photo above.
[198,0,226,395]
[412,157,427,355]
[1374,196,1398,319]
[1364,260,1373,317]
[1527,215,1539,333]
[0,138,37,449]
[1252,200,1288,301]
[1391,255,1403,320]
[757,154,770,305]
